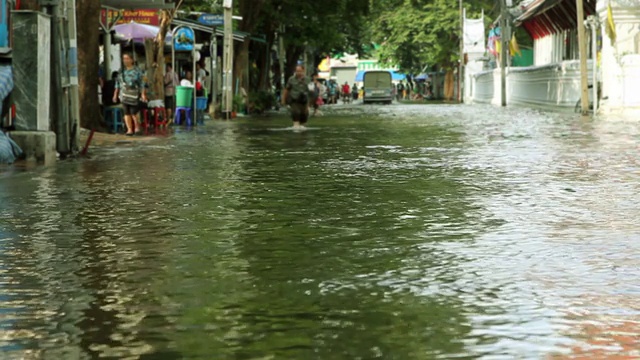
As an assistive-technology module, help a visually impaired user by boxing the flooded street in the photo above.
[0,103,639,358]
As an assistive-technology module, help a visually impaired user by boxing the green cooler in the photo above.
[176,86,194,107]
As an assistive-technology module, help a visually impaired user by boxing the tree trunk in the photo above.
[149,8,179,102]
[233,40,251,92]
[144,38,157,99]
[444,69,454,101]
[76,0,101,129]
[257,36,274,90]
[285,45,304,80]
[233,0,265,92]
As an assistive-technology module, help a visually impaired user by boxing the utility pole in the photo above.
[500,0,508,107]
[586,15,600,115]
[45,0,70,156]
[577,0,590,115]
[67,0,80,151]
[458,0,464,103]
[278,24,285,91]
[222,0,233,119]
[210,30,217,116]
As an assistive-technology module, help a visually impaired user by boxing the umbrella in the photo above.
[114,21,172,42]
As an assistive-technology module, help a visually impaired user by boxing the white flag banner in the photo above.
[464,17,485,54]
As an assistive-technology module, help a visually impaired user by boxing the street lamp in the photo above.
[222,0,234,119]
[585,15,600,115]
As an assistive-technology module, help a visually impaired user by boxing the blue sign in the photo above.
[174,27,195,51]
[198,14,224,27]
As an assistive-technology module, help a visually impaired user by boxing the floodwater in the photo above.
[0,104,639,359]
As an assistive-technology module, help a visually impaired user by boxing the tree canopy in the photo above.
[369,0,497,73]
[169,0,500,77]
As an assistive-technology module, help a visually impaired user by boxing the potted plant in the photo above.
[232,94,244,117]
[248,90,276,115]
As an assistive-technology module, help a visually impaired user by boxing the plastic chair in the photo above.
[104,106,124,133]
[174,107,193,126]
[152,107,166,127]
[141,109,151,134]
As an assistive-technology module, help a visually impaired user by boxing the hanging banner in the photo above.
[464,17,486,54]
[174,27,195,51]
[100,9,161,27]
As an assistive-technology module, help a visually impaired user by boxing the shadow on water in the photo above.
[191,116,501,359]
[0,105,638,358]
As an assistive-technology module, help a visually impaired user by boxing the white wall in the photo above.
[467,60,593,111]
[510,60,593,109]
[597,0,640,112]
[464,0,640,113]
[332,67,357,86]
[469,69,497,105]
[620,55,640,107]
[534,35,562,65]
[533,29,581,66]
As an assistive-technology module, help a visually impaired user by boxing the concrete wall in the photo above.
[12,11,50,131]
[463,0,640,113]
[618,55,640,108]
[331,67,357,86]
[467,60,593,111]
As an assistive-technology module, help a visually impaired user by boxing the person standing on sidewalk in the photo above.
[164,63,179,121]
[113,53,147,136]
[309,73,323,117]
[281,65,311,129]
[341,82,351,104]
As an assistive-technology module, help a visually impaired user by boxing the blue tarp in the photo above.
[415,73,430,81]
[0,65,19,164]
[0,65,12,102]
[355,70,406,82]
[0,131,21,164]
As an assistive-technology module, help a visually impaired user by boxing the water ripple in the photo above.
[0,105,638,358]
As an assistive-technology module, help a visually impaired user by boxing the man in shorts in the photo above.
[281,65,311,129]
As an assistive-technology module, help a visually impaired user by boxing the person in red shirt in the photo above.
[342,82,351,104]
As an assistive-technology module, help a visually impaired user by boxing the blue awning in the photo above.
[391,71,406,81]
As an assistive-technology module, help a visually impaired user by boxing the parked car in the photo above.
[363,71,393,104]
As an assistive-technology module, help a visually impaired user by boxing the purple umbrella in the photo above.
[114,21,172,43]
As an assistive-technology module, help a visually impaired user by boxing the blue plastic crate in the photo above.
[196,97,207,110]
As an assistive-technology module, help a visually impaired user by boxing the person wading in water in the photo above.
[281,65,311,129]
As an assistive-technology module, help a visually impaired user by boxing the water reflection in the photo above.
[0,106,638,358]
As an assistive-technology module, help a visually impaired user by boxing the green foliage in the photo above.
[180,0,220,12]
[252,0,373,58]
[369,0,496,73]
[179,0,501,88]
[248,90,276,114]
[232,94,244,112]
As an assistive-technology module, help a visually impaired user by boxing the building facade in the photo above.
[598,0,640,113]
[464,0,640,113]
